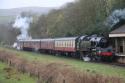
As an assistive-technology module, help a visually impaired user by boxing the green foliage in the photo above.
[111,0,125,10]
[29,0,125,38]
[0,23,20,45]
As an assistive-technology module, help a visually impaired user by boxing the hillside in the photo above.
[0,7,54,24]
[0,7,54,16]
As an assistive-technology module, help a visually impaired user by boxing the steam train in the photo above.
[15,35,113,61]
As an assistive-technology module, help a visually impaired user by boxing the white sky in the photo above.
[0,0,75,9]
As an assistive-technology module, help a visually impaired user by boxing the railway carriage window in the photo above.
[45,42,47,47]
[64,41,65,47]
[73,41,74,47]
[66,41,67,47]
[69,41,72,47]
[70,41,72,47]
[63,41,64,47]
[65,42,66,47]
[57,42,58,47]
[59,41,61,47]
[61,41,63,47]
[59,42,60,47]
[61,41,62,47]
[61,42,62,47]
[43,42,45,47]
[65,41,66,47]
[72,41,73,47]
[62,41,63,47]
[67,41,69,47]
[67,41,70,47]
[46,42,48,47]
[68,41,70,47]
[67,41,68,47]
[60,42,61,47]
[56,42,57,47]
[58,42,60,47]
[69,42,70,47]
[69,41,71,47]
[62,41,64,47]
[70,41,71,47]
[66,41,68,47]
[47,41,48,46]
[43,42,44,47]
[68,41,69,47]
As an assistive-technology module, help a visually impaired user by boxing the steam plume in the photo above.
[106,8,125,27]
[13,15,32,40]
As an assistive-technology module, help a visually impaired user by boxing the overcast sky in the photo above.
[0,0,75,9]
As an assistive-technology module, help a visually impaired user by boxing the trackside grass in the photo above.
[0,62,36,83]
[0,47,125,79]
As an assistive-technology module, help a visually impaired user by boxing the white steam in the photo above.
[106,9,125,27]
[13,15,32,40]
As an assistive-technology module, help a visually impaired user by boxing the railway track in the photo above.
[92,61,125,68]
[7,47,125,68]
[108,62,125,67]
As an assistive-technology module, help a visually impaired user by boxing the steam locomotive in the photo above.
[15,35,113,61]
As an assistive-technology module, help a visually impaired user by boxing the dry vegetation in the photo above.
[0,50,124,83]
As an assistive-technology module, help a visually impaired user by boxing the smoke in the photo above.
[106,8,125,27]
[13,15,32,40]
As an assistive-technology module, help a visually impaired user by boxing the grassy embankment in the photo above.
[0,62,36,83]
[0,47,125,79]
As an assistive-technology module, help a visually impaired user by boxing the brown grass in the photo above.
[0,50,124,83]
